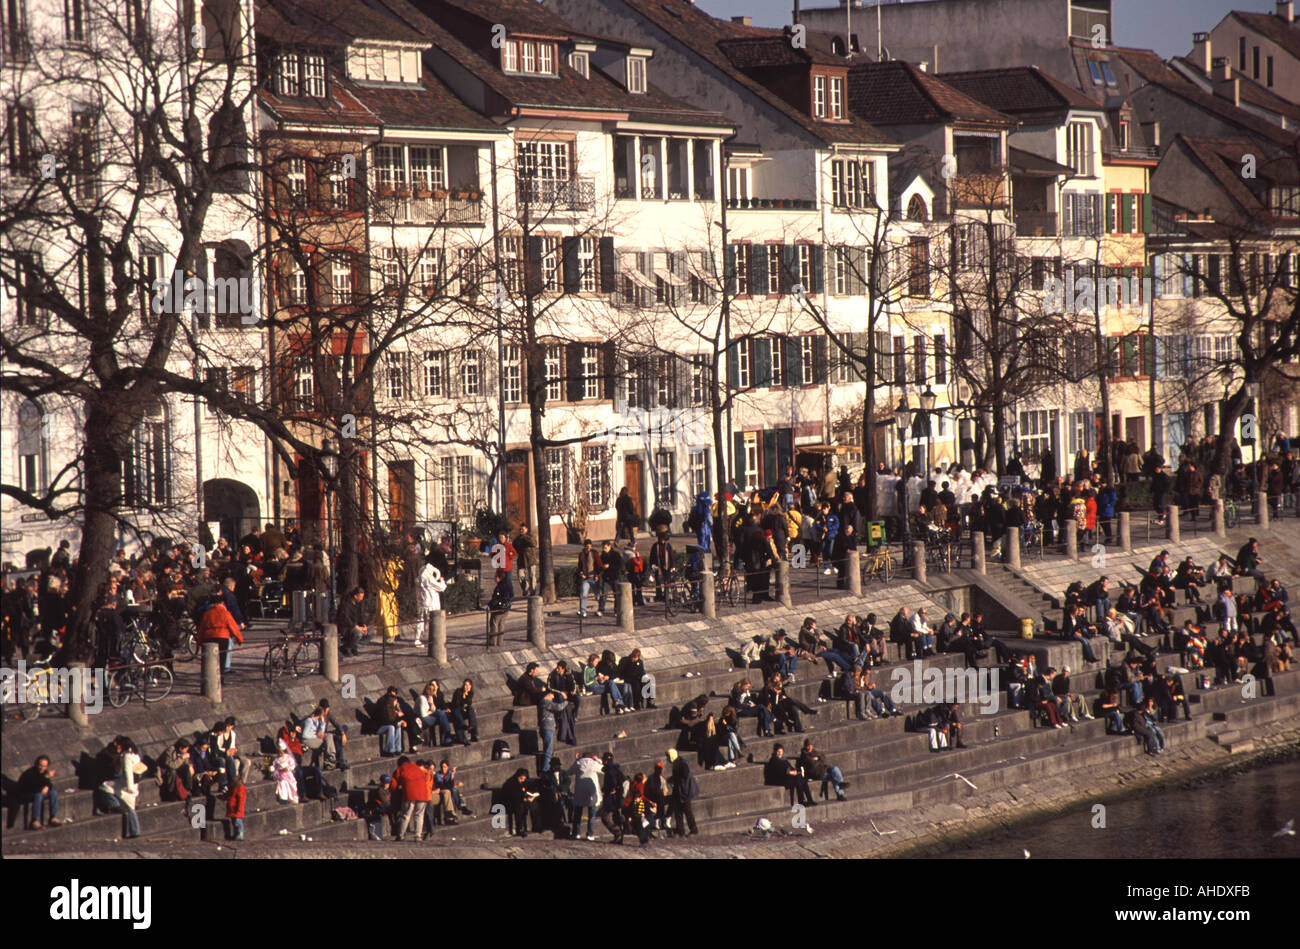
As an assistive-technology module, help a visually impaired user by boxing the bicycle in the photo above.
[106,659,174,708]
[1223,497,1239,529]
[16,662,56,722]
[716,567,742,607]
[123,615,162,664]
[263,631,323,683]
[663,578,697,619]
[176,615,199,660]
[862,546,894,584]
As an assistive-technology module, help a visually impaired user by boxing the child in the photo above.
[224,775,246,841]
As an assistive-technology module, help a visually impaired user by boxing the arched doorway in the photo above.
[203,478,260,545]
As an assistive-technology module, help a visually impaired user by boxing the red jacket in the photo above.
[225,784,246,819]
[392,761,431,802]
[199,603,244,643]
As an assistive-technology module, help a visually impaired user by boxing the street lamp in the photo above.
[919,386,937,477]
[321,438,338,615]
[895,397,912,471]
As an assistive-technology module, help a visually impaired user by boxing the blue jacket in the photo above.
[1097,486,1117,519]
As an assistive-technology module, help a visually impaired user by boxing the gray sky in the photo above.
[695,0,1242,60]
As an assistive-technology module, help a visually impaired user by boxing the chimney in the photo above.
[1278,1,1294,24]
[1211,57,1240,105]
[793,1,800,24]
[1191,32,1211,74]
[731,15,752,26]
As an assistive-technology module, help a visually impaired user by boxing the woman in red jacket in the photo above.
[224,776,246,841]
[198,593,243,675]
[623,772,656,847]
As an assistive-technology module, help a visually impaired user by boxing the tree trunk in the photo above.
[712,381,731,571]
[337,444,361,594]
[1213,386,1251,489]
[66,410,130,662]
[861,357,878,521]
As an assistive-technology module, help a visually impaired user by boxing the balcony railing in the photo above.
[517,176,595,211]
[726,196,817,210]
[375,191,485,225]
[1015,210,1058,237]
[1104,144,1161,159]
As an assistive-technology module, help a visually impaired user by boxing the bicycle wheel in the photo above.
[107,669,132,708]
[178,617,199,660]
[142,664,173,703]
[20,676,46,721]
[726,576,740,607]
[263,645,289,683]
[664,585,678,619]
[293,639,321,677]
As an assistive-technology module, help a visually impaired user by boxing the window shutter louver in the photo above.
[754,337,772,387]
[561,236,580,293]
[599,237,617,293]
[785,335,802,387]
[750,244,768,296]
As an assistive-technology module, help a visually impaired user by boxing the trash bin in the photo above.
[1020,617,1034,640]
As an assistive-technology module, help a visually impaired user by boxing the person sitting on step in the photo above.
[764,744,815,807]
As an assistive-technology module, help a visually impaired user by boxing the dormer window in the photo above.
[627,56,646,94]
[276,51,328,99]
[569,51,589,78]
[1117,120,1129,151]
[502,38,558,76]
[1269,185,1300,216]
[814,75,827,117]
[830,77,844,119]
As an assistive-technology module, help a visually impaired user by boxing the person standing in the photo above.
[486,568,513,649]
[391,755,431,842]
[414,560,447,649]
[615,486,639,542]
[668,756,700,837]
[597,540,621,616]
[537,689,570,773]
[197,592,243,676]
[576,539,599,617]
[100,737,147,840]
[223,775,246,841]
[568,752,603,841]
[512,525,537,597]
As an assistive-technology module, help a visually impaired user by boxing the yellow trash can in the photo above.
[1020,617,1034,640]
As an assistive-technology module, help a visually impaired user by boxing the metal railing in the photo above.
[517,176,595,211]
[1014,211,1057,236]
[374,192,484,224]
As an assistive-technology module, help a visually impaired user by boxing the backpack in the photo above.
[492,739,512,761]
[331,806,358,821]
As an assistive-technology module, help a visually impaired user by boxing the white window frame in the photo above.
[581,344,600,400]
[813,75,827,117]
[568,51,588,78]
[331,260,352,304]
[545,345,563,402]
[801,336,816,385]
[770,335,785,387]
[737,339,751,388]
[461,348,482,396]
[654,448,675,508]
[503,343,522,403]
[689,448,710,499]
[386,352,409,400]
[423,350,447,398]
[627,56,646,94]
[276,54,300,97]
[830,77,844,119]
[303,54,327,98]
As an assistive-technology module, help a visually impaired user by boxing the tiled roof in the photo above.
[1112,46,1300,148]
[617,0,888,145]
[1174,135,1298,227]
[1007,146,1074,176]
[848,60,1014,126]
[1170,57,1300,124]
[349,76,501,131]
[940,65,1102,116]
[717,33,845,69]
[1230,10,1300,62]
[260,0,427,45]
[367,0,728,126]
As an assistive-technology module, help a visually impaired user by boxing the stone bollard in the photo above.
[1064,518,1078,560]
[972,532,986,575]
[1118,511,1131,552]
[1256,490,1269,529]
[68,660,89,727]
[527,596,546,650]
[701,552,713,573]
[616,581,634,634]
[1213,500,1226,538]
[912,541,927,584]
[429,611,447,666]
[700,568,717,619]
[846,548,862,596]
[322,624,339,684]
[1007,527,1021,571]
[202,641,222,705]
[1166,504,1180,543]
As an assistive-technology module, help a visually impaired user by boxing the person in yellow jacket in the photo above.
[378,554,402,641]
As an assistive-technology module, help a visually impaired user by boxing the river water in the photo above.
[921,756,1300,859]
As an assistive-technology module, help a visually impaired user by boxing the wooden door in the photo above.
[506,460,529,529]
[624,456,644,517]
[1125,417,1145,450]
[387,460,415,533]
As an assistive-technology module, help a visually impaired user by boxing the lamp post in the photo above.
[321,438,338,616]
[918,385,937,477]
[894,397,912,472]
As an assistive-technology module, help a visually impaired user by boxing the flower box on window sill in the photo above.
[455,190,482,201]
[414,188,434,199]
[380,187,410,198]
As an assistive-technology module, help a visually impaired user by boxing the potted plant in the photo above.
[432,187,448,199]
[414,186,433,199]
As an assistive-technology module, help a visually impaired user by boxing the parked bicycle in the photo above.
[106,658,174,708]
[263,630,323,683]
[862,546,894,584]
